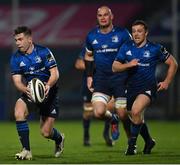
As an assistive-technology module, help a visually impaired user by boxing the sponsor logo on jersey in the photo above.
[126,50,132,56]
[24,67,46,75]
[29,67,35,74]
[20,61,26,67]
[112,35,119,43]
[97,48,118,53]
[137,62,150,67]
[92,39,98,44]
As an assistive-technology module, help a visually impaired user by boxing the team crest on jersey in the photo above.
[143,50,150,58]
[20,61,26,67]
[126,50,132,56]
[112,35,119,43]
[35,56,42,63]
[92,39,98,44]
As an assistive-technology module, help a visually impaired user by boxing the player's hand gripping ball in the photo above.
[28,78,46,103]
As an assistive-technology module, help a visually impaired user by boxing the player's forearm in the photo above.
[112,61,130,72]
[47,67,59,87]
[14,82,27,93]
[164,59,178,85]
[12,75,27,93]
[85,60,95,77]
[74,59,85,70]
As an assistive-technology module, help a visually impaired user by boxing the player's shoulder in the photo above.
[146,40,162,50]
[34,44,52,55]
[122,39,133,48]
[114,26,126,32]
[11,50,21,59]
[34,44,49,52]
[113,26,129,34]
[87,27,99,36]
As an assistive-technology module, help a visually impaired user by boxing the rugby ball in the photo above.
[28,78,46,103]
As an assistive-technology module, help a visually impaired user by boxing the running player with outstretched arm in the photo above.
[112,20,178,155]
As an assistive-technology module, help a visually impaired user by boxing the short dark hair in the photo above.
[14,26,32,36]
[132,20,148,32]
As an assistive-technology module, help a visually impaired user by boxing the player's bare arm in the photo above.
[74,58,85,70]
[157,55,178,91]
[84,50,93,61]
[12,74,31,98]
[112,59,138,72]
[84,51,94,92]
[45,66,59,95]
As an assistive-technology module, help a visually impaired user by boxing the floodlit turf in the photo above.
[0,120,180,164]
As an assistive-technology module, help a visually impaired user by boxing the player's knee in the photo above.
[94,109,104,118]
[117,110,127,120]
[14,99,28,120]
[131,109,143,124]
[14,109,26,120]
[131,109,141,117]
[41,129,51,138]
[83,111,93,119]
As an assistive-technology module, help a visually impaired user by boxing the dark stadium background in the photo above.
[0,0,179,120]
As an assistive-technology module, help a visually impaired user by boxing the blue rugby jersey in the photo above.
[85,26,131,74]
[115,40,170,91]
[10,44,57,83]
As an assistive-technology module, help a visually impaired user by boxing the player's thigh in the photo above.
[107,97,115,111]
[112,83,127,112]
[92,92,110,115]
[131,94,151,116]
[114,96,127,118]
[14,98,29,120]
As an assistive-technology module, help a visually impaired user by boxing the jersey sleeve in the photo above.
[122,29,132,44]
[10,55,22,75]
[85,33,93,53]
[115,44,127,63]
[44,48,57,69]
[157,44,170,62]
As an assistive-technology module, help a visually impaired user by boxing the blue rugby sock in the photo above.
[129,123,142,145]
[122,117,131,139]
[83,118,90,139]
[16,121,30,150]
[51,128,62,144]
[103,119,110,135]
[140,123,151,142]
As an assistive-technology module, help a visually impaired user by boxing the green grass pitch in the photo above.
[0,120,180,164]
